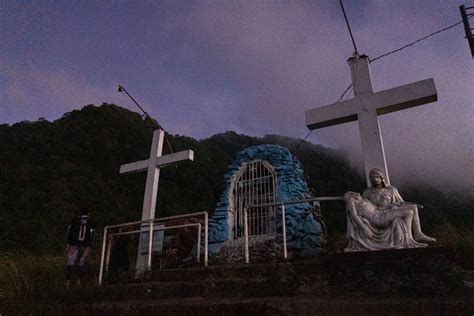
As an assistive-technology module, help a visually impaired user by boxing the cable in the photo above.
[340,0,359,55]
[292,130,314,155]
[336,83,353,103]
[292,83,353,154]
[118,85,174,154]
[369,19,468,63]
[293,13,470,153]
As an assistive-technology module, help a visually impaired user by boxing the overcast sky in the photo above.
[1,1,473,192]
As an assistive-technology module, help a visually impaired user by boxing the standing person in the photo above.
[65,207,95,287]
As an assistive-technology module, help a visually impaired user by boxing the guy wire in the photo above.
[118,85,174,154]
[370,19,469,63]
[292,83,353,154]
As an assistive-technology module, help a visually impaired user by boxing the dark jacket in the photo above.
[67,215,95,247]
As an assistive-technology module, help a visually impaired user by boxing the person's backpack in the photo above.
[67,215,95,247]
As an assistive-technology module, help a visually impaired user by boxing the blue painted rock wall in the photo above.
[208,144,326,256]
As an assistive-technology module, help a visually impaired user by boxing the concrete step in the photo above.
[108,247,456,285]
[55,297,474,316]
[46,247,471,315]
[64,275,330,305]
[136,258,328,283]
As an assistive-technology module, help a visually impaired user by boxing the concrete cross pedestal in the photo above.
[305,55,437,185]
[120,129,194,274]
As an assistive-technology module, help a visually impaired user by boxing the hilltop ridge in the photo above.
[0,104,472,254]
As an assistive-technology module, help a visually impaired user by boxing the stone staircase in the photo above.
[49,248,472,315]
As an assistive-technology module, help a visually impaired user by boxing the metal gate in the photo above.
[233,160,276,239]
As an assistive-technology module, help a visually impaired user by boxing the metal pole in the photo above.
[98,227,108,286]
[117,85,151,119]
[196,223,201,264]
[105,239,112,273]
[105,211,208,230]
[281,204,287,259]
[460,5,474,57]
[147,221,154,270]
[98,219,206,283]
[117,85,175,152]
[110,223,200,236]
[340,0,359,55]
[98,211,208,282]
[204,212,208,267]
[248,196,344,209]
[244,207,249,264]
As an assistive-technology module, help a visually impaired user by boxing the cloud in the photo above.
[151,74,244,138]
[170,1,473,191]
[176,2,352,135]
[1,1,471,192]
[0,60,125,122]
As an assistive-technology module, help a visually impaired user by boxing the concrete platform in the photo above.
[45,247,473,315]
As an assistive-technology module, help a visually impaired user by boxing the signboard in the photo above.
[158,235,179,269]
[138,224,165,255]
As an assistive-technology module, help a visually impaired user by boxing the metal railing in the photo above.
[244,196,344,263]
[99,211,208,285]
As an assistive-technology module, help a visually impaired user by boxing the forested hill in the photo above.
[0,104,472,254]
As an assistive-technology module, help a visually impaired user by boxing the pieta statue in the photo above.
[345,168,436,252]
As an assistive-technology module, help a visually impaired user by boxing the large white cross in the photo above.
[305,55,437,185]
[120,129,194,220]
[120,129,194,272]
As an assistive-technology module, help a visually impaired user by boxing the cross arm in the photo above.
[370,78,437,115]
[305,98,359,130]
[120,159,149,174]
[119,150,195,175]
[155,150,194,168]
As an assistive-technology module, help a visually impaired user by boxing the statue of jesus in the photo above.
[345,168,436,251]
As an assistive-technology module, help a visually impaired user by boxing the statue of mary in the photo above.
[345,168,436,252]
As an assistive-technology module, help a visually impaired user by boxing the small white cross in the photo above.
[305,55,437,185]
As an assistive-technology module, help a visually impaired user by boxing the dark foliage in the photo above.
[0,104,471,254]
